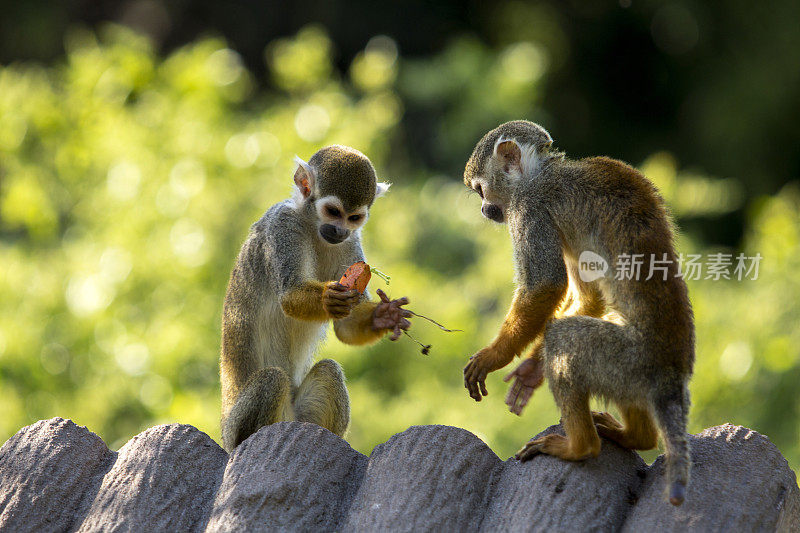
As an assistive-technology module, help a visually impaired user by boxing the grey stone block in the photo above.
[624,424,800,532]
[342,425,503,532]
[482,424,647,532]
[205,421,367,532]
[0,418,114,532]
[1,418,798,532]
[76,424,228,533]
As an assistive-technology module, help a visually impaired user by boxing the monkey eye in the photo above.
[475,184,484,198]
[326,206,342,218]
[348,214,363,222]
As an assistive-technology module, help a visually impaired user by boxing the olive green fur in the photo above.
[466,119,694,505]
[310,145,378,211]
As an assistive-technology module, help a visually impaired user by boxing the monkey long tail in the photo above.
[653,391,691,506]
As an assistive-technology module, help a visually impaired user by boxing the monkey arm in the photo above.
[334,289,412,345]
[464,206,568,401]
[280,281,329,321]
[490,284,567,360]
[491,206,569,359]
[333,300,384,345]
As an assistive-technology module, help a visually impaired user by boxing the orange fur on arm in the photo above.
[333,300,383,346]
[490,285,567,361]
[280,281,328,321]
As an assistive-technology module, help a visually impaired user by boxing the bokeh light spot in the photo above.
[115,342,150,376]
[66,275,114,316]
[206,48,244,86]
[294,104,330,142]
[41,343,70,375]
[107,161,142,201]
[719,341,753,381]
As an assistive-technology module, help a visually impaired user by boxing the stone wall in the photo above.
[0,418,797,531]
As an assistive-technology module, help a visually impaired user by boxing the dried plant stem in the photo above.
[403,330,431,355]
[409,311,462,333]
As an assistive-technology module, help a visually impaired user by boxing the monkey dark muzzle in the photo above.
[320,224,350,244]
[482,203,504,223]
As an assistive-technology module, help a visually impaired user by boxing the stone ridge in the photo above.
[0,418,797,532]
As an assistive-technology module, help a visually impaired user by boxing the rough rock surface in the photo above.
[77,424,228,532]
[206,422,367,532]
[624,424,800,532]
[342,425,502,531]
[482,425,648,532]
[0,418,798,532]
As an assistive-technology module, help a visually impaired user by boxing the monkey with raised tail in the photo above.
[220,145,411,452]
[462,121,694,506]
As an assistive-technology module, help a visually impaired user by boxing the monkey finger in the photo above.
[326,282,348,292]
[376,288,390,303]
[398,318,411,330]
[479,378,488,397]
[327,291,353,302]
[389,326,402,341]
[393,296,410,306]
[470,387,482,401]
[400,309,413,318]
[502,370,518,383]
[464,374,481,401]
[505,382,520,409]
[517,387,534,410]
[464,362,478,382]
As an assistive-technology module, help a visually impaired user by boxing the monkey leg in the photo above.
[517,392,601,462]
[591,411,622,429]
[221,366,294,452]
[294,359,350,437]
[593,405,658,450]
[517,315,638,462]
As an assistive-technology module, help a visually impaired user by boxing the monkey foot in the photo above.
[515,434,600,462]
[591,411,623,429]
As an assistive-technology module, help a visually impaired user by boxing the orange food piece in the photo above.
[340,261,371,294]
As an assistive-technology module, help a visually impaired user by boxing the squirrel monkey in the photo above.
[462,121,694,506]
[220,145,412,452]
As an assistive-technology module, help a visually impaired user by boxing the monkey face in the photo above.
[315,196,368,245]
[466,176,508,224]
[464,120,558,225]
[292,146,391,244]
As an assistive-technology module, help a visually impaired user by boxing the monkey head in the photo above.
[464,120,556,223]
[293,145,390,245]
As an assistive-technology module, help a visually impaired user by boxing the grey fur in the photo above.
[220,155,375,451]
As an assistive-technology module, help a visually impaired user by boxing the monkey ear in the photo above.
[375,182,391,199]
[293,156,315,198]
[493,138,522,173]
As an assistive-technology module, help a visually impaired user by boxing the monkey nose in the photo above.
[482,204,504,223]
[320,224,350,244]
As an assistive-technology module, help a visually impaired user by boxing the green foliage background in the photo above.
[1,25,799,473]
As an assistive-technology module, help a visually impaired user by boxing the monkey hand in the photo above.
[464,346,512,401]
[372,289,412,341]
[322,281,360,319]
[503,358,545,415]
